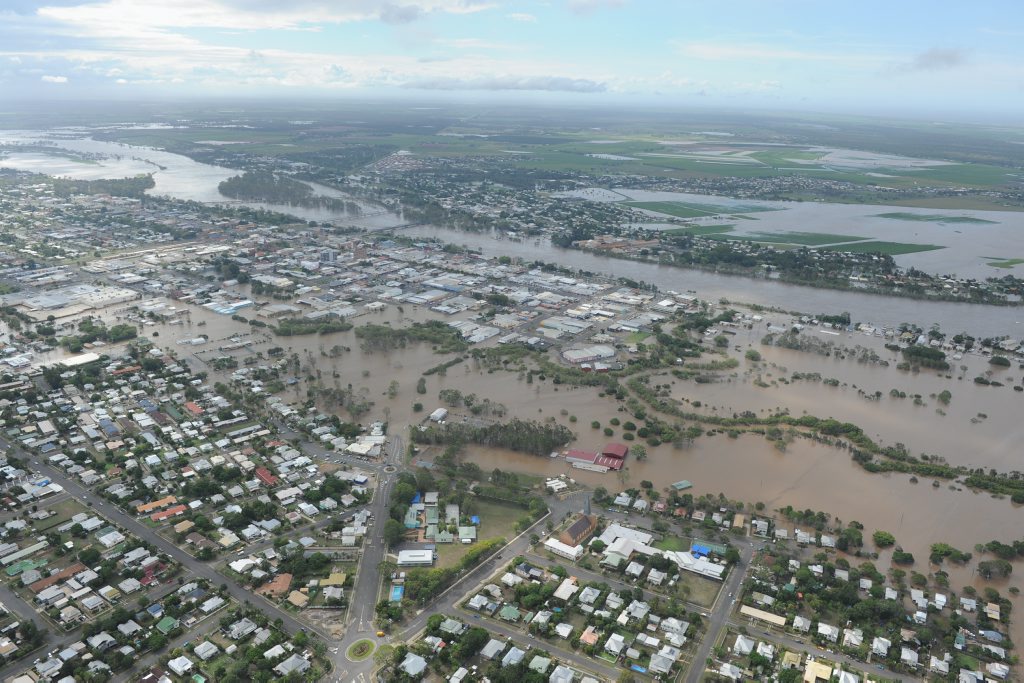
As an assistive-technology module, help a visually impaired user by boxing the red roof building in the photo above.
[183,402,204,416]
[565,449,624,472]
[255,467,280,487]
[602,443,629,459]
[151,505,187,522]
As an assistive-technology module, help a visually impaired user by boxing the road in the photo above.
[331,434,401,682]
[684,540,757,683]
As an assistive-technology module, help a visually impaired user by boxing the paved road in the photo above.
[684,540,757,683]
[331,435,401,682]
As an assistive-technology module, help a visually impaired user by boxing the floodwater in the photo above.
[4,128,1024,337]
[400,225,1024,339]
[33,289,1024,650]
[559,187,1024,279]
[0,129,397,228]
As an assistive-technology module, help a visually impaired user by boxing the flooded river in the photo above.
[3,128,1024,337]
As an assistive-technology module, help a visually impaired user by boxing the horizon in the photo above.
[2,0,1022,125]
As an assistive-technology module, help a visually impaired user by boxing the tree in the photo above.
[631,445,647,460]
[872,530,896,547]
[384,519,406,547]
[416,378,427,394]
[745,349,762,362]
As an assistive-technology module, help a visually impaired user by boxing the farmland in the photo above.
[821,240,945,255]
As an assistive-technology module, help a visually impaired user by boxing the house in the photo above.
[88,632,117,652]
[843,629,863,648]
[194,642,219,661]
[793,615,811,632]
[167,656,193,677]
[605,633,627,656]
[529,656,552,674]
[274,654,311,676]
[817,622,840,642]
[733,634,755,656]
[553,577,579,601]
[900,647,919,667]
[480,638,505,660]
[872,637,891,657]
[502,647,525,667]
[549,665,575,683]
[498,605,521,622]
[228,617,258,640]
[399,653,428,678]
[439,618,465,636]
[804,660,833,682]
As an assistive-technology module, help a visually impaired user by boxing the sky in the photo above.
[2,0,1023,120]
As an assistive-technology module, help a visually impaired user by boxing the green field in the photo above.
[433,498,522,569]
[660,224,735,237]
[721,231,870,246]
[653,537,689,552]
[874,212,997,224]
[984,257,1024,269]
[625,200,771,218]
[821,241,945,255]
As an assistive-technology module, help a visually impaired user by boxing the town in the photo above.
[0,165,1015,683]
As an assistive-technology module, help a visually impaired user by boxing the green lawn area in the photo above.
[820,240,945,255]
[674,573,724,608]
[626,331,651,345]
[720,231,870,246]
[433,498,523,569]
[874,212,996,224]
[35,499,91,532]
[653,537,690,552]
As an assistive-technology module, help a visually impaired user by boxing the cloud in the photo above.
[404,74,606,92]
[567,0,625,15]
[506,12,536,22]
[379,3,421,24]
[906,47,966,71]
[40,74,68,83]
[438,37,516,49]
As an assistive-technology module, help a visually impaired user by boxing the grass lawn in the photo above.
[626,331,651,345]
[35,499,91,532]
[653,537,690,552]
[874,212,996,224]
[820,240,944,255]
[674,573,724,608]
[433,499,524,569]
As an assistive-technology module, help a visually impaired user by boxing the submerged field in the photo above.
[820,240,945,255]
[874,212,997,224]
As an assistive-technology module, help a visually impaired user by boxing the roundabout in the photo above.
[346,639,376,662]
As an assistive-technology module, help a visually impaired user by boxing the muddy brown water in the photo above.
[105,296,1024,652]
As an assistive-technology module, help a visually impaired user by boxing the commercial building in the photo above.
[396,549,435,567]
[543,538,584,561]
